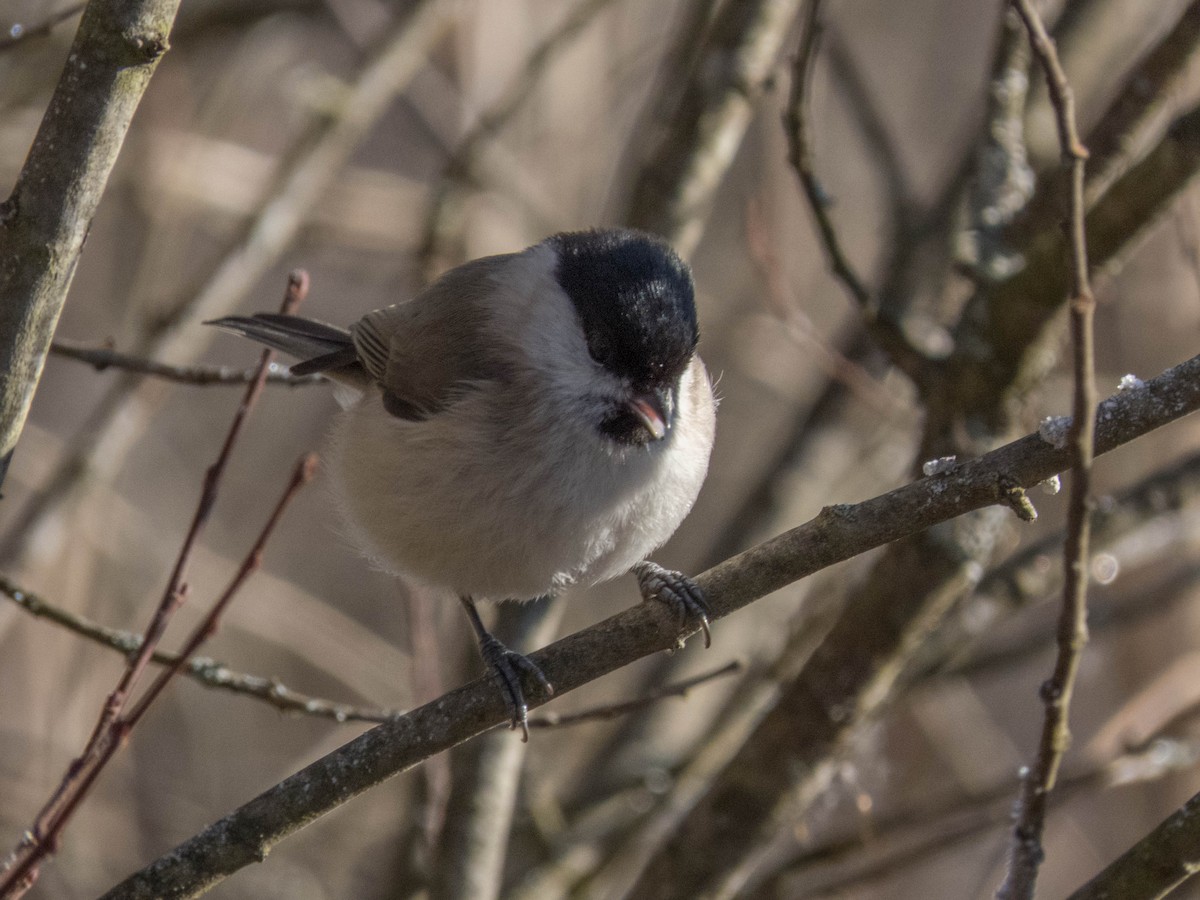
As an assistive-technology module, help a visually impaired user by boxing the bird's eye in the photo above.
[588,330,614,366]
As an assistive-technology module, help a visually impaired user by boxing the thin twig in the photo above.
[782,0,922,378]
[0,273,308,900]
[0,574,395,722]
[97,350,1200,900]
[123,453,318,729]
[49,339,325,387]
[530,660,743,729]
[784,0,870,310]
[0,575,741,730]
[0,2,84,51]
[999,3,1096,898]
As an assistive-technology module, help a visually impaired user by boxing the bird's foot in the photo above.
[633,560,711,649]
[476,633,554,741]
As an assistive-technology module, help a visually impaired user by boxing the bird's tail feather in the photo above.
[207,313,350,359]
[207,313,368,400]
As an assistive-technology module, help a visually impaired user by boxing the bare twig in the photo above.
[0,573,741,732]
[98,351,1200,900]
[0,273,307,900]
[999,3,1096,897]
[784,1,869,310]
[0,0,180,490]
[530,660,742,729]
[123,453,318,729]
[783,0,922,378]
[49,339,324,386]
[0,574,394,722]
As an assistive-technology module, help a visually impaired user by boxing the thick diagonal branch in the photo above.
[99,352,1200,900]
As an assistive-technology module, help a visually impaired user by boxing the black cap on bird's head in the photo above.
[550,229,699,445]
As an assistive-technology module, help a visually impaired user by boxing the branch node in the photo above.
[1000,476,1038,522]
[125,31,169,63]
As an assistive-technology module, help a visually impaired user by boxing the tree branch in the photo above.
[98,350,1200,900]
[1066,790,1200,899]
[0,0,179,488]
[941,98,1200,439]
[999,2,1096,896]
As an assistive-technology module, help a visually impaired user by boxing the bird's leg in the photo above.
[459,595,554,741]
[632,561,711,649]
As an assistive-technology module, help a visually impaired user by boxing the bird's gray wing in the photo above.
[351,253,517,419]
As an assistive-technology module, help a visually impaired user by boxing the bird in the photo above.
[209,227,717,737]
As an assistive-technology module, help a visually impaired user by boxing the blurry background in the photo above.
[3,0,1200,897]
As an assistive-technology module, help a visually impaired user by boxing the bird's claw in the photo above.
[478,633,554,741]
[633,560,711,649]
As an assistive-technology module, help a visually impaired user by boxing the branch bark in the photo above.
[0,0,179,485]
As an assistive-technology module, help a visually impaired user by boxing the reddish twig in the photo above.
[123,453,318,729]
[998,4,1096,899]
[0,272,310,899]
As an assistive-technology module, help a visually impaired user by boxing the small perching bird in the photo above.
[210,228,717,736]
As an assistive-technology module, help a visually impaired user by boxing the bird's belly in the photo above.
[327,400,677,600]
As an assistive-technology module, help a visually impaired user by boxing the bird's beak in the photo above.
[626,391,669,441]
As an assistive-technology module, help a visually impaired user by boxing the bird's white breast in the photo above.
[327,355,715,601]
